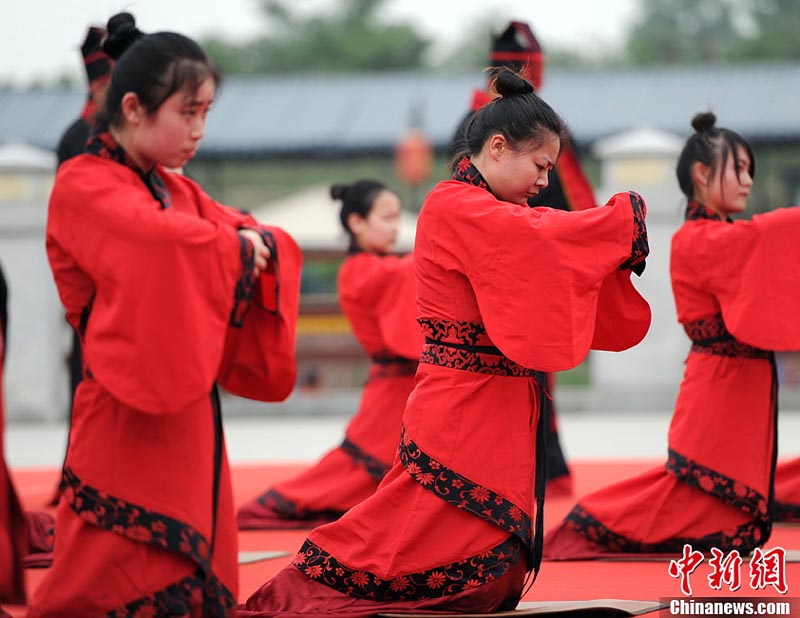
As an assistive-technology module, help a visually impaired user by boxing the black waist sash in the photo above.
[367,354,418,381]
[417,317,546,585]
[684,314,771,359]
[418,317,538,378]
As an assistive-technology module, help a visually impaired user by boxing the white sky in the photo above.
[1,0,640,85]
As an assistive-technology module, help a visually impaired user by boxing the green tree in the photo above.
[626,0,740,64]
[730,0,800,61]
[624,0,800,65]
[201,0,430,74]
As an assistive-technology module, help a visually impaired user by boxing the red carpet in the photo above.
[5,459,799,616]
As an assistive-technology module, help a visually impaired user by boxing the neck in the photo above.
[470,153,491,182]
[109,124,152,172]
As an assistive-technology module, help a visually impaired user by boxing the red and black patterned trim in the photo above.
[230,236,256,328]
[85,122,172,210]
[453,156,494,195]
[563,503,764,555]
[563,446,772,555]
[618,191,649,276]
[686,201,728,223]
[293,535,521,601]
[367,354,418,382]
[666,449,768,519]
[254,488,344,523]
[61,466,234,607]
[774,501,800,523]
[231,228,280,326]
[107,569,235,618]
[684,314,771,359]
[341,437,392,480]
[62,467,212,569]
[419,318,537,378]
[399,426,533,554]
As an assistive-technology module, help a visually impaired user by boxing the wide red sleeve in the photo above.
[424,185,651,371]
[339,253,422,359]
[46,158,245,413]
[590,270,652,351]
[677,207,800,350]
[216,222,302,402]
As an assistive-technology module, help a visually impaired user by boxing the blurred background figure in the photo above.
[56,26,112,165]
[238,179,422,530]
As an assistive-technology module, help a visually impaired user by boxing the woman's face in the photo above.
[491,132,560,205]
[350,190,402,254]
[129,76,215,170]
[704,144,753,217]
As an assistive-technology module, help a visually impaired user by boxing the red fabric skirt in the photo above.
[21,510,55,568]
[237,372,415,529]
[240,554,527,617]
[545,352,775,559]
[237,445,381,529]
[27,502,227,618]
[775,457,800,522]
[544,466,756,559]
[0,460,26,604]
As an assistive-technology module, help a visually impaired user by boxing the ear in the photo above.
[346,212,366,236]
[691,161,710,189]
[487,133,508,162]
[120,92,145,126]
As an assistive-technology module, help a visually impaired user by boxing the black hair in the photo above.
[452,68,566,165]
[100,12,221,127]
[676,112,755,200]
[331,180,396,250]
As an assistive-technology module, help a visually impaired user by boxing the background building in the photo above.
[1,63,799,420]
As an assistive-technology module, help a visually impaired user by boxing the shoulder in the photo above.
[53,155,137,197]
[421,180,494,218]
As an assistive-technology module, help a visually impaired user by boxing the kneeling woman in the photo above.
[29,13,301,617]
[240,69,651,616]
[545,112,800,560]
[237,180,422,529]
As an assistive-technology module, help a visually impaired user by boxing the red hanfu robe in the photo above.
[0,315,27,608]
[545,202,800,560]
[29,129,301,618]
[450,93,599,498]
[240,158,650,617]
[237,251,422,529]
[775,457,800,522]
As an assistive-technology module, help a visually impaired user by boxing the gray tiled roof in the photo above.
[1,63,798,157]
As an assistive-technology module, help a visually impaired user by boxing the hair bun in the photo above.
[691,112,716,134]
[103,12,144,60]
[493,67,535,98]
[330,183,350,201]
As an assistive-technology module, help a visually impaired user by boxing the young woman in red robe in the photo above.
[545,112,800,560]
[239,69,650,617]
[450,21,598,498]
[775,458,800,522]
[27,13,301,617]
[237,180,423,529]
